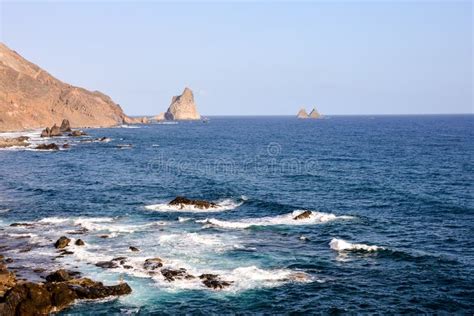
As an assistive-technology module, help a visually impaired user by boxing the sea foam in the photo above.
[329,238,384,252]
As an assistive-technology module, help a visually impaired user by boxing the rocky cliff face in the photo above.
[0,43,131,131]
[164,87,201,120]
[296,108,309,119]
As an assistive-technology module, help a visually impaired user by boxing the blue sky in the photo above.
[1,1,472,115]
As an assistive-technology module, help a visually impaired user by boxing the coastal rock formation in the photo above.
[35,143,59,151]
[0,136,30,148]
[154,113,165,121]
[293,211,312,220]
[296,108,309,119]
[54,236,71,249]
[169,196,217,209]
[0,43,132,132]
[164,88,201,120]
[309,108,320,118]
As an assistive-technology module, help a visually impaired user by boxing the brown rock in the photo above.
[129,246,139,252]
[293,211,312,220]
[0,43,133,132]
[45,269,71,283]
[69,130,87,137]
[164,87,201,120]
[0,136,30,148]
[54,236,71,249]
[160,268,194,282]
[297,108,309,119]
[40,127,51,137]
[308,107,321,119]
[36,143,59,151]
[169,196,217,209]
[74,239,85,246]
[59,119,72,132]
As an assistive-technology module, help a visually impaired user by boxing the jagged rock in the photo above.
[293,211,312,220]
[59,119,72,132]
[164,87,201,120]
[74,239,85,246]
[0,43,133,132]
[36,143,59,151]
[54,236,71,249]
[40,127,51,137]
[169,196,217,209]
[199,274,233,289]
[0,136,30,148]
[45,269,71,283]
[160,268,194,282]
[129,246,139,252]
[297,108,309,119]
[309,108,320,119]
[50,124,62,137]
[143,258,163,271]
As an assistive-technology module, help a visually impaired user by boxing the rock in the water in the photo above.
[160,268,194,282]
[69,130,87,137]
[62,143,70,149]
[49,124,62,137]
[199,274,233,289]
[169,196,217,209]
[143,258,163,271]
[297,108,309,119]
[309,108,320,118]
[54,236,71,249]
[0,261,16,297]
[0,136,30,148]
[95,261,118,269]
[74,239,85,246]
[154,113,166,121]
[129,246,140,252]
[45,269,71,283]
[36,143,59,151]
[164,87,201,120]
[59,119,72,132]
[293,211,312,220]
[40,127,51,137]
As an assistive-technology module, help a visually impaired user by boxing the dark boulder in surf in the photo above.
[293,211,312,220]
[129,246,140,252]
[74,239,85,246]
[54,236,71,249]
[45,269,72,283]
[200,274,233,289]
[36,143,59,151]
[143,258,163,271]
[160,268,194,282]
[169,196,217,209]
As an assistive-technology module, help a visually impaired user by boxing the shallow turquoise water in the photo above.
[0,115,473,314]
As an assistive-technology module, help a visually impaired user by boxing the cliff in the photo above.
[164,87,201,120]
[0,43,131,131]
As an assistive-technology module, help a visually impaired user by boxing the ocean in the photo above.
[0,115,473,314]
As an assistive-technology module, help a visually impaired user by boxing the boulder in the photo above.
[143,258,163,271]
[40,127,51,137]
[160,268,194,282]
[169,196,217,209]
[95,261,118,269]
[164,87,201,120]
[293,211,312,220]
[45,269,71,283]
[49,124,62,137]
[59,119,72,132]
[199,274,233,290]
[74,239,85,246]
[36,143,59,151]
[129,246,140,252]
[54,236,71,249]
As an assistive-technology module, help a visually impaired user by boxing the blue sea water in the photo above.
[0,115,473,314]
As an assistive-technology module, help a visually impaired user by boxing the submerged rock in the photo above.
[95,261,119,269]
[54,236,71,249]
[293,211,312,220]
[36,143,59,151]
[169,196,217,209]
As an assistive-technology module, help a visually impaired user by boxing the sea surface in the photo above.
[0,115,473,314]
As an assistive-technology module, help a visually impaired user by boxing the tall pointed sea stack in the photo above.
[164,87,201,120]
[296,108,309,119]
[309,108,321,119]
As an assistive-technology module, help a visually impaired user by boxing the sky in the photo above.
[0,1,472,116]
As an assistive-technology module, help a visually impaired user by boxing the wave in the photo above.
[329,238,384,252]
[199,210,353,229]
[145,198,244,213]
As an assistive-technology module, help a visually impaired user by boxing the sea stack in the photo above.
[296,108,309,119]
[164,87,201,120]
[309,108,321,119]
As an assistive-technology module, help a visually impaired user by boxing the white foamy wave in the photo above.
[38,217,70,224]
[329,238,384,252]
[119,125,141,129]
[73,217,137,234]
[200,210,353,229]
[145,198,243,213]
